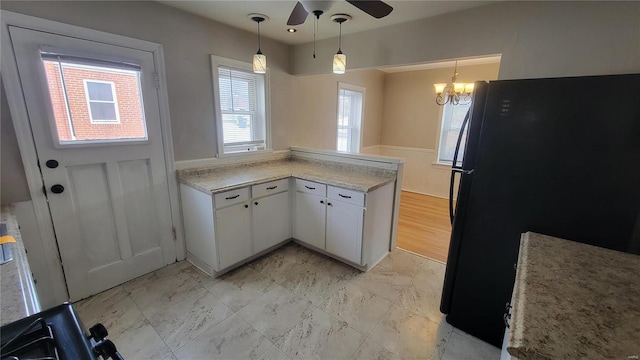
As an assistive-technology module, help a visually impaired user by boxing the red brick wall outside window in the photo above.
[43,61,146,142]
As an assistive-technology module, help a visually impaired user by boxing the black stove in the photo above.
[0,303,123,360]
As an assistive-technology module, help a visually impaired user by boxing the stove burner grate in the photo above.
[0,317,60,360]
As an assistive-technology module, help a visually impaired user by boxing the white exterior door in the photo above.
[8,26,176,301]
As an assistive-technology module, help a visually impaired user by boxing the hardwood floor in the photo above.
[396,191,452,263]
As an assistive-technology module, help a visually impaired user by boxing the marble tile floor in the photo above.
[75,243,500,360]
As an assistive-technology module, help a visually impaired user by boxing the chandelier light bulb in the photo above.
[434,61,474,105]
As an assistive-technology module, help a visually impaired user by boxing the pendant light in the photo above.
[249,14,268,74]
[331,14,351,75]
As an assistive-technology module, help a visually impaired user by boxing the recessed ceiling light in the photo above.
[287,28,297,33]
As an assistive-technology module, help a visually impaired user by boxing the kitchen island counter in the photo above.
[508,232,640,359]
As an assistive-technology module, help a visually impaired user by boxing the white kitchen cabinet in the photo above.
[253,190,291,254]
[215,201,252,270]
[294,191,326,250]
[293,179,395,269]
[181,180,291,276]
[326,199,364,264]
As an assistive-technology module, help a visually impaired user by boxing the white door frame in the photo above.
[1,10,185,304]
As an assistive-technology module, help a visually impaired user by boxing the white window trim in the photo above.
[210,55,271,158]
[337,82,365,153]
[83,79,120,123]
[435,101,471,166]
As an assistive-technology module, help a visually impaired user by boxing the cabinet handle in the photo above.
[320,200,324,204]
[244,204,249,208]
[225,194,240,200]
[266,186,278,190]
[338,194,352,199]
[327,202,332,207]
[254,201,259,205]
[305,185,316,190]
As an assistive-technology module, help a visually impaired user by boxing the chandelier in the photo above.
[433,61,474,105]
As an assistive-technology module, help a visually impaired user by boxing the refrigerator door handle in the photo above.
[449,109,472,224]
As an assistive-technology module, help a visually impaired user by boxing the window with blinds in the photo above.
[212,56,269,155]
[337,83,364,153]
[437,101,471,164]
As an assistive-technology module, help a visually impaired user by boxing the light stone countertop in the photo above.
[177,157,397,194]
[0,205,40,326]
[508,232,640,360]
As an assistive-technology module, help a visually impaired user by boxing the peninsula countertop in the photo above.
[0,205,40,326]
[508,232,640,360]
[177,157,397,194]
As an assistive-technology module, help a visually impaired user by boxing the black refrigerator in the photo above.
[439,74,640,347]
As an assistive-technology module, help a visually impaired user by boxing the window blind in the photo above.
[218,66,266,151]
[438,102,471,163]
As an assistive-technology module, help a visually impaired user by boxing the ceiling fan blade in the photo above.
[287,1,309,25]
[346,0,393,19]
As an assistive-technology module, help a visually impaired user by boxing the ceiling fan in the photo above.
[287,0,393,25]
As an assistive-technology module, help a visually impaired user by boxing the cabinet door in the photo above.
[216,202,252,270]
[326,200,364,265]
[294,192,326,250]
[253,191,291,254]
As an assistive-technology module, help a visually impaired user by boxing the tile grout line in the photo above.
[121,273,175,359]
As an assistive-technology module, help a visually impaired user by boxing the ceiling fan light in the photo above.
[333,52,346,74]
[253,52,266,74]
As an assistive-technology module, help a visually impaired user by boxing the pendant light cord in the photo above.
[257,20,262,53]
[338,21,342,52]
[313,16,317,59]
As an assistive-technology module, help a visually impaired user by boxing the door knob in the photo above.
[45,160,59,169]
[50,184,65,194]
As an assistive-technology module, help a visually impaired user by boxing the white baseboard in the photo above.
[401,188,450,200]
[378,145,436,154]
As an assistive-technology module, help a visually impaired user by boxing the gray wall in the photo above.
[291,1,640,78]
[1,77,30,204]
[3,1,640,204]
[0,0,294,161]
[0,0,294,204]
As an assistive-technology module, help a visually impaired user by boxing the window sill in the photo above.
[431,162,453,170]
[217,149,273,159]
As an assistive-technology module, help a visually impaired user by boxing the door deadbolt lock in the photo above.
[46,160,59,169]
[50,184,65,194]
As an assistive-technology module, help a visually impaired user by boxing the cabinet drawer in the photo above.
[327,186,365,207]
[295,179,327,197]
[252,178,289,198]
[214,187,249,208]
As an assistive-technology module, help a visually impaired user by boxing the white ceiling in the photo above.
[159,1,494,45]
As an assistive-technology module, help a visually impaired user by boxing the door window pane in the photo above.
[42,55,148,144]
